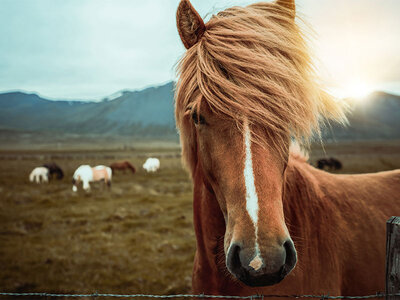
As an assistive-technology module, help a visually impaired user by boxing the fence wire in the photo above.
[1,292,399,299]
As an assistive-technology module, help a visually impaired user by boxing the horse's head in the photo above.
[57,168,64,180]
[175,0,345,287]
[190,101,296,287]
[72,178,78,192]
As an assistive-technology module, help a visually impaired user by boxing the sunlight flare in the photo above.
[342,80,373,100]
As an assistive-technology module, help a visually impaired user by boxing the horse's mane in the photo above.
[176,1,346,166]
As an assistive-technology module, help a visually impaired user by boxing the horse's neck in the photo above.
[283,158,346,268]
[283,159,324,236]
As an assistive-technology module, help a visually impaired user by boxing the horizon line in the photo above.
[0,83,399,102]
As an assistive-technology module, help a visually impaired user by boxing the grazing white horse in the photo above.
[29,167,49,183]
[143,158,160,173]
[72,165,112,192]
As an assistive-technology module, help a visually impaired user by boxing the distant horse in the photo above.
[29,167,49,183]
[72,165,112,192]
[43,162,64,179]
[316,157,342,171]
[143,158,160,172]
[109,161,136,174]
[175,0,400,296]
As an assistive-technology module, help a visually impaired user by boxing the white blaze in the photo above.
[243,121,263,270]
[244,123,259,225]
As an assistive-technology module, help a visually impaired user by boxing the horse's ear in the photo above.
[276,0,295,18]
[176,0,206,49]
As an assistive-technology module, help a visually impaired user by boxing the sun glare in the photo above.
[342,80,372,100]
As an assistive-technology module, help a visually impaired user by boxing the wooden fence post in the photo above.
[386,216,400,300]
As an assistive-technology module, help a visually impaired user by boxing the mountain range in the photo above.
[0,82,399,141]
[323,91,400,141]
[0,82,176,138]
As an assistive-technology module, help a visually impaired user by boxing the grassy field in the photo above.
[0,140,399,296]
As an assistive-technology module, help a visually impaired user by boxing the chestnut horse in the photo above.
[175,0,400,297]
[109,161,136,174]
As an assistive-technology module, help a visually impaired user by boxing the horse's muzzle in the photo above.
[226,239,297,287]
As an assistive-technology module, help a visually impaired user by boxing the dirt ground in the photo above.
[0,140,399,297]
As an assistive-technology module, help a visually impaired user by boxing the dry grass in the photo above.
[0,150,193,295]
[0,140,399,296]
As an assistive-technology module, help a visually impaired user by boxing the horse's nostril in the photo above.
[226,243,242,274]
[283,239,297,273]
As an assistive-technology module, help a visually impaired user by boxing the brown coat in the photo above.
[191,155,400,295]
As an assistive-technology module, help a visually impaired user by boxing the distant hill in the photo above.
[0,82,176,138]
[0,83,399,141]
[323,91,400,141]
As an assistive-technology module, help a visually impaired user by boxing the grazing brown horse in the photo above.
[175,0,400,297]
[109,161,136,174]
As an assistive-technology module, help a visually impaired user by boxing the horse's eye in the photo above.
[191,111,206,125]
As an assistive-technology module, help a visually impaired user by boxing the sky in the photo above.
[0,0,399,100]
